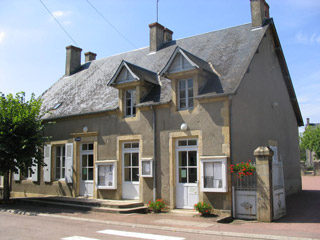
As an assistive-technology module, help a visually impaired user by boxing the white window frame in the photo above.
[95,161,117,190]
[200,156,228,193]
[141,158,153,178]
[178,78,193,110]
[55,145,66,180]
[122,141,140,183]
[125,89,136,117]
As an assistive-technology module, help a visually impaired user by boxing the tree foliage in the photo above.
[300,125,320,160]
[0,92,46,200]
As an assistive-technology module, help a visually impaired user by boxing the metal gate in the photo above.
[233,169,257,219]
[270,146,286,220]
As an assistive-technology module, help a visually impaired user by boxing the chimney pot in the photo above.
[84,51,97,62]
[250,0,270,28]
[65,45,82,76]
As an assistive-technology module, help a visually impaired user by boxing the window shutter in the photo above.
[13,168,20,181]
[65,143,73,183]
[43,145,52,182]
[31,158,38,182]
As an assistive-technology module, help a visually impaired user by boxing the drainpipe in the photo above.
[229,95,236,218]
[151,106,157,201]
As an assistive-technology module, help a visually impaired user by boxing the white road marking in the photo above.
[98,229,185,240]
[61,236,100,240]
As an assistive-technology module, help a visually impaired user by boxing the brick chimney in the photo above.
[65,45,82,76]
[84,51,97,62]
[250,0,270,28]
[149,22,173,52]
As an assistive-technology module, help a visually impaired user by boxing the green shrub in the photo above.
[148,199,167,213]
[194,202,213,215]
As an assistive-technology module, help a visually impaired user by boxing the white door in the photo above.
[80,143,94,197]
[176,139,198,209]
[122,142,140,200]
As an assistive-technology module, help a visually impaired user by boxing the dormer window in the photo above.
[125,89,136,117]
[178,79,193,110]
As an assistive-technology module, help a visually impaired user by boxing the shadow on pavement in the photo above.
[276,189,320,223]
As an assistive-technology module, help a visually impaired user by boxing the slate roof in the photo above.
[41,23,269,120]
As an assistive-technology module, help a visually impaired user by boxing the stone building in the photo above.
[11,0,303,212]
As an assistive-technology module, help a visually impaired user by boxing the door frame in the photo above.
[122,141,140,200]
[175,139,199,209]
[80,143,94,197]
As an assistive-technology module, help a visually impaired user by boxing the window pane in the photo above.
[124,168,131,181]
[188,151,197,166]
[133,106,136,115]
[189,168,197,183]
[188,79,193,88]
[132,153,139,166]
[188,98,194,108]
[61,167,65,178]
[126,106,131,116]
[126,90,131,99]
[213,162,222,180]
[98,166,106,186]
[188,140,197,146]
[124,153,131,166]
[188,88,193,98]
[62,146,65,156]
[82,144,87,151]
[82,168,87,180]
[179,80,186,90]
[88,154,93,166]
[179,151,187,166]
[88,144,93,150]
[124,143,131,148]
[178,140,187,146]
[179,99,186,109]
[82,155,87,167]
[56,157,61,167]
[180,89,186,99]
[56,168,60,179]
[132,142,139,148]
[56,146,61,156]
[88,168,93,180]
[62,157,65,167]
[132,168,139,181]
[179,168,187,183]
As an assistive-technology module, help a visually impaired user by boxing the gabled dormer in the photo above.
[160,47,217,111]
[108,60,158,118]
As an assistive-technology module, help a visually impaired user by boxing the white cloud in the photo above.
[0,32,5,43]
[52,10,70,18]
[295,32,320,45]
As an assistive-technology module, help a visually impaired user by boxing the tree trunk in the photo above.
[3,170,10,201]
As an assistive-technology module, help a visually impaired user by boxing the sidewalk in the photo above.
[1,176,320,239]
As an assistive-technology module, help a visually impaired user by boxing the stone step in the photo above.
[17,197,148,214]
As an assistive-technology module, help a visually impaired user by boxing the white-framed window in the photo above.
[125,89,136,117]
[81,143,94,181]
[178,78,193,110]
[200,156,228,192]
[55,145,66,180]
[141,158,153,177]
[123,142,139,182]
[96,161,117,189]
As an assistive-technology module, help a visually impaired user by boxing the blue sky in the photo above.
[1,0,320,130]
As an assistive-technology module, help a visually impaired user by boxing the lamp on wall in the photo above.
[180,123,188,131]
[83,126,88,133]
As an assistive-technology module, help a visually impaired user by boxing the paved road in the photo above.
[0,212,248,240]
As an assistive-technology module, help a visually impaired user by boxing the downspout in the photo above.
[229,95,236,218]
[151,106,157,201]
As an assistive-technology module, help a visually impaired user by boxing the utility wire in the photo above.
[39,0,79,47]
[85,0,159,70]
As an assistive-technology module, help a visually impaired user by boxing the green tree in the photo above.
[0,92,46,201]
[300,125,320,160]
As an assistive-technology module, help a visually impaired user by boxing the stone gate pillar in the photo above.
[254,146,274,222]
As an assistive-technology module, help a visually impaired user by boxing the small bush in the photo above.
[148,199,167,213]
[194,202,213,215]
